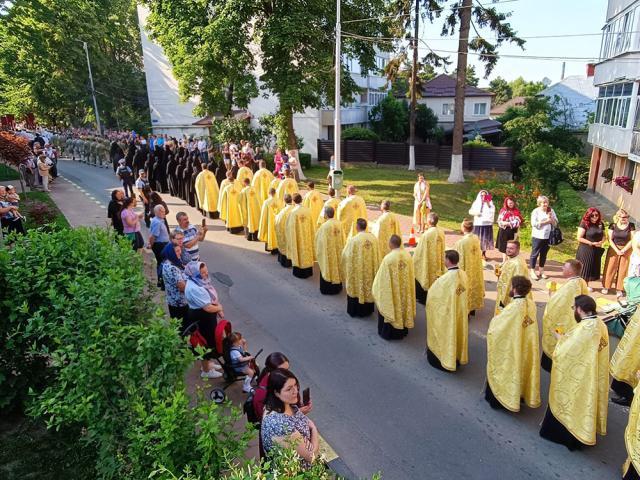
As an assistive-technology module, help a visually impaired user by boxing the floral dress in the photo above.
[261,407,312,467]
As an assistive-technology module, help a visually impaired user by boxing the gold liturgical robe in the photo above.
[372,248,416,330]
[541,277,589,358]
[258,196,283,251]
[236,166,253,186]
[194,169,220,214]
[413,226,445,291]
[302,190,324,232]
[317,197,340,226]
[276,177,298,202]
[220,181,243,229]
[624,385,640,478]
[239,185,261,233]
[495,255,529,316]
[275,205,294,258]
[486,297,541,412]
[314,218,344,284]
[549,317,609,445]
[285,205,315,269]
[252,168,274,204]
[611,310,640,390]
[426,268,469,371]
[217,178,231,222]
[337,195,368,238]
[372,211,402,258]
[269,177,281,195]
[341,232,380,304]
[454,233,485,312]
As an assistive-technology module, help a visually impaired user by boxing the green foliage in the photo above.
[509,76,545,97]
[453,65,479,86]
[341,127,380,141]
[0,0,149,130]
[415,104,440,142]
[21,191,70,231]
[463,135,492,148]
[210,118,267,149]
[1,228,251,478]
[369,96,408,142]
[299,153,312,170]
[259,114,304,151]
[0,163,20,181]
[488,77,512,105]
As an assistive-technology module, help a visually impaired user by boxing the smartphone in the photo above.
[302,387,310,406]
[201,218,206,227]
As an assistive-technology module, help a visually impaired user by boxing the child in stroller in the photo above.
[224,331,257,393]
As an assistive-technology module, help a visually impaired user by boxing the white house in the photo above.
[416,74,494,129]
[537,75,597,130]
[136,5,390,159]
[587,0,640,220]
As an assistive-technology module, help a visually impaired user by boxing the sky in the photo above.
[418,0,607,87]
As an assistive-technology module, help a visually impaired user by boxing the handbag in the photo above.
[548,226,563,246]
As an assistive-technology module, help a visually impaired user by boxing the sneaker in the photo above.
[617,291,625,298]
[212,363,223,371]
[200,369,222,379]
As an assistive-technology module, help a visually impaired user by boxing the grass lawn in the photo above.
[21,190,70,230]
[0,163,20,181]
[301,163,585,263]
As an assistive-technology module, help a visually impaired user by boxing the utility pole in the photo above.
[81,41,102,135]
[448,0,471,183]
[334,0,341,173]
[408,0,419,171]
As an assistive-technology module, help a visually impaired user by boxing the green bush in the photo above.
[563,154,590,191]
[299,152,312,169]
[1,228,251,478]
[463,135,492,148]
[341,127,380,141]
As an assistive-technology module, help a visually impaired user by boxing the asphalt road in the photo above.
[58,159,629,480]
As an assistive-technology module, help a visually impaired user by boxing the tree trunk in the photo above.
[408,0,419,171]
[283,105,306,180]
[448,0,472,184]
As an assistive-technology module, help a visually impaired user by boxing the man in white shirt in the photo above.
[197,138,208,163]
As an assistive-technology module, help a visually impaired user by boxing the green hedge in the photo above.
[1,228,250,478]
[341,127,380,141]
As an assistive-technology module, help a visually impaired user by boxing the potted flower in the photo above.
[601,168,613,183]
[613,175,634,194]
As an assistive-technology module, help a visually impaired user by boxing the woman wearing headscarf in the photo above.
[469,190,495,260]
[161,241,189,330]
[184,261,223,379]
[495,196,523,262]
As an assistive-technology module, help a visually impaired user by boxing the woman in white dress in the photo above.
[468,190,495,260]
[413,173,431,233]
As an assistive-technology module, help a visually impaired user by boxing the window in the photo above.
[600,7,636,60]
[374,56,388,71]
[442,103,455,116]
[473,103,487,115]
[368,91,386,107]
[594,82,634,127]
[625,158,638,182]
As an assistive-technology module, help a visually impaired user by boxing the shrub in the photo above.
[341,127,380,141]
[463,135,492,148]
[299,152,312,169]
[23,200,58,226]
[1,228,251,478]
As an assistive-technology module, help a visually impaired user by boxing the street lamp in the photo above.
[75,40,102,135]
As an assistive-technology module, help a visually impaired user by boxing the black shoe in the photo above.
[611,395,632,407]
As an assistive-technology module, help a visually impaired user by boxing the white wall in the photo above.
[588,123,633,155]
[418,96,492,124]
[594,52,640,84]
[137,5,202,131]
[607,0,640,21]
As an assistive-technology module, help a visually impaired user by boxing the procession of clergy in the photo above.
[194,162,640,479]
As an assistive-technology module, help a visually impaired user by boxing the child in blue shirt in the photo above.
[227,332,255,393]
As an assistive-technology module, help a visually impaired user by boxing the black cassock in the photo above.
[183,161,193,204]
[176,159,186,201]
[156,147,168,193]
[125,142,135,169]
[215,163,227,186]
[190,163,201,208]
[166,155,178,197]
[133,144,147,177]
[110,141,124,172]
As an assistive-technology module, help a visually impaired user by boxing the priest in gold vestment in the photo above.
[622,379,640,480]
[236,164,253,186]
[314,206,344,294]
[341,218,380,317]
[337,185,368,239]
[302,181,323,233]
[425,250,469,372]
[276,168,298,203]
[217,171,233,223]
[610,309,640,407]
[372,235,416,340]
[371,200,402,258]
[252,160,274,204]
[258,188,282,254]
[194,163,220,219]
[485,275,540,412]
[318,188,340,227]
[495,240,529,316]
[219,173,243,234]
[413,212,445,304]
[286,193,315,279]
[541,259,589,372]
[539,294,609,450]
[275,194,294,268]
[454,218,485,314]
[239,177,261,241]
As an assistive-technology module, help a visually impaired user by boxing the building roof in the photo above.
[490,96,527,116]
[421,74,494,98]
[537,75,597,100]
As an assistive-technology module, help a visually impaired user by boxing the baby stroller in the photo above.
[183,317,262,404]
[598,296,638,338]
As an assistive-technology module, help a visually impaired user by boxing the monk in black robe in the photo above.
[176,158,186,201]
[166,153,178,197]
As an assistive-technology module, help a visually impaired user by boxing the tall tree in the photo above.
[0,0,149,130]
[145,0,395,153]
[438,0,525,183]
[509,76,545,97]
[488,76,512,104]
[453,65,479,86]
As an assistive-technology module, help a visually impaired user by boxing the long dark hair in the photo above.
[264,368,299,414]
[257,352,289,384]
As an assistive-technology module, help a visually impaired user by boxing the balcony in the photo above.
[588,123,633,156]
[320,106,369,126]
